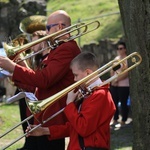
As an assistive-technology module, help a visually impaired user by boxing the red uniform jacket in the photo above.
[48,85,116,150]
[12,40,81,126]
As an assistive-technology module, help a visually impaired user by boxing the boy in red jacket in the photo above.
[26,52,116,150]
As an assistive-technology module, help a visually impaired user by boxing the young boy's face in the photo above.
[71,63,87,82]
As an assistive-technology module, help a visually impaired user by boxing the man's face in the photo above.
[71,63,87,82]
[46,18,60,35]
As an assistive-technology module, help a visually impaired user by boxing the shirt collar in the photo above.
[87,78,103,90]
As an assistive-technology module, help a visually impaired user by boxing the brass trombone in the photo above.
[0,52,142,149]
[2,20,100,63]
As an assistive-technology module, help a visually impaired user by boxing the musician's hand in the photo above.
[121,62,128,71]
[0,56,16,73]
[14,57,26,67]
[26,125,50,137]
[14,54,30,68]
[66,89,79,105]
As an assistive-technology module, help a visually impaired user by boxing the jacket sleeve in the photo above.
[64,90,115,137]
[12,44,74,89]
[48,122,70,140]
[14,81,36,93]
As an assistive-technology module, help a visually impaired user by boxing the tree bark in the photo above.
[118,0,150,149]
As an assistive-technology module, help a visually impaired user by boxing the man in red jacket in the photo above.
[0,10,81,150]
[26,52,116,150]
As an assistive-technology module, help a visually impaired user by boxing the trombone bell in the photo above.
[2,43,19,58]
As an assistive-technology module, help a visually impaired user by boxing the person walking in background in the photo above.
[110,41,130,128]
[26,52,116,150]
[0,10,81,150]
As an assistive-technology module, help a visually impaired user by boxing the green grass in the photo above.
[0,103,132,150]
[0,104,24,150]
[46,0,123,46]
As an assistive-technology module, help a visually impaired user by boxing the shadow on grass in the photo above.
[110,120,133,150]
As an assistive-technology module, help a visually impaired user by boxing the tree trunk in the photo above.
[118,0,150,149]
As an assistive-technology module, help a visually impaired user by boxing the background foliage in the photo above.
[46,0,124,46]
